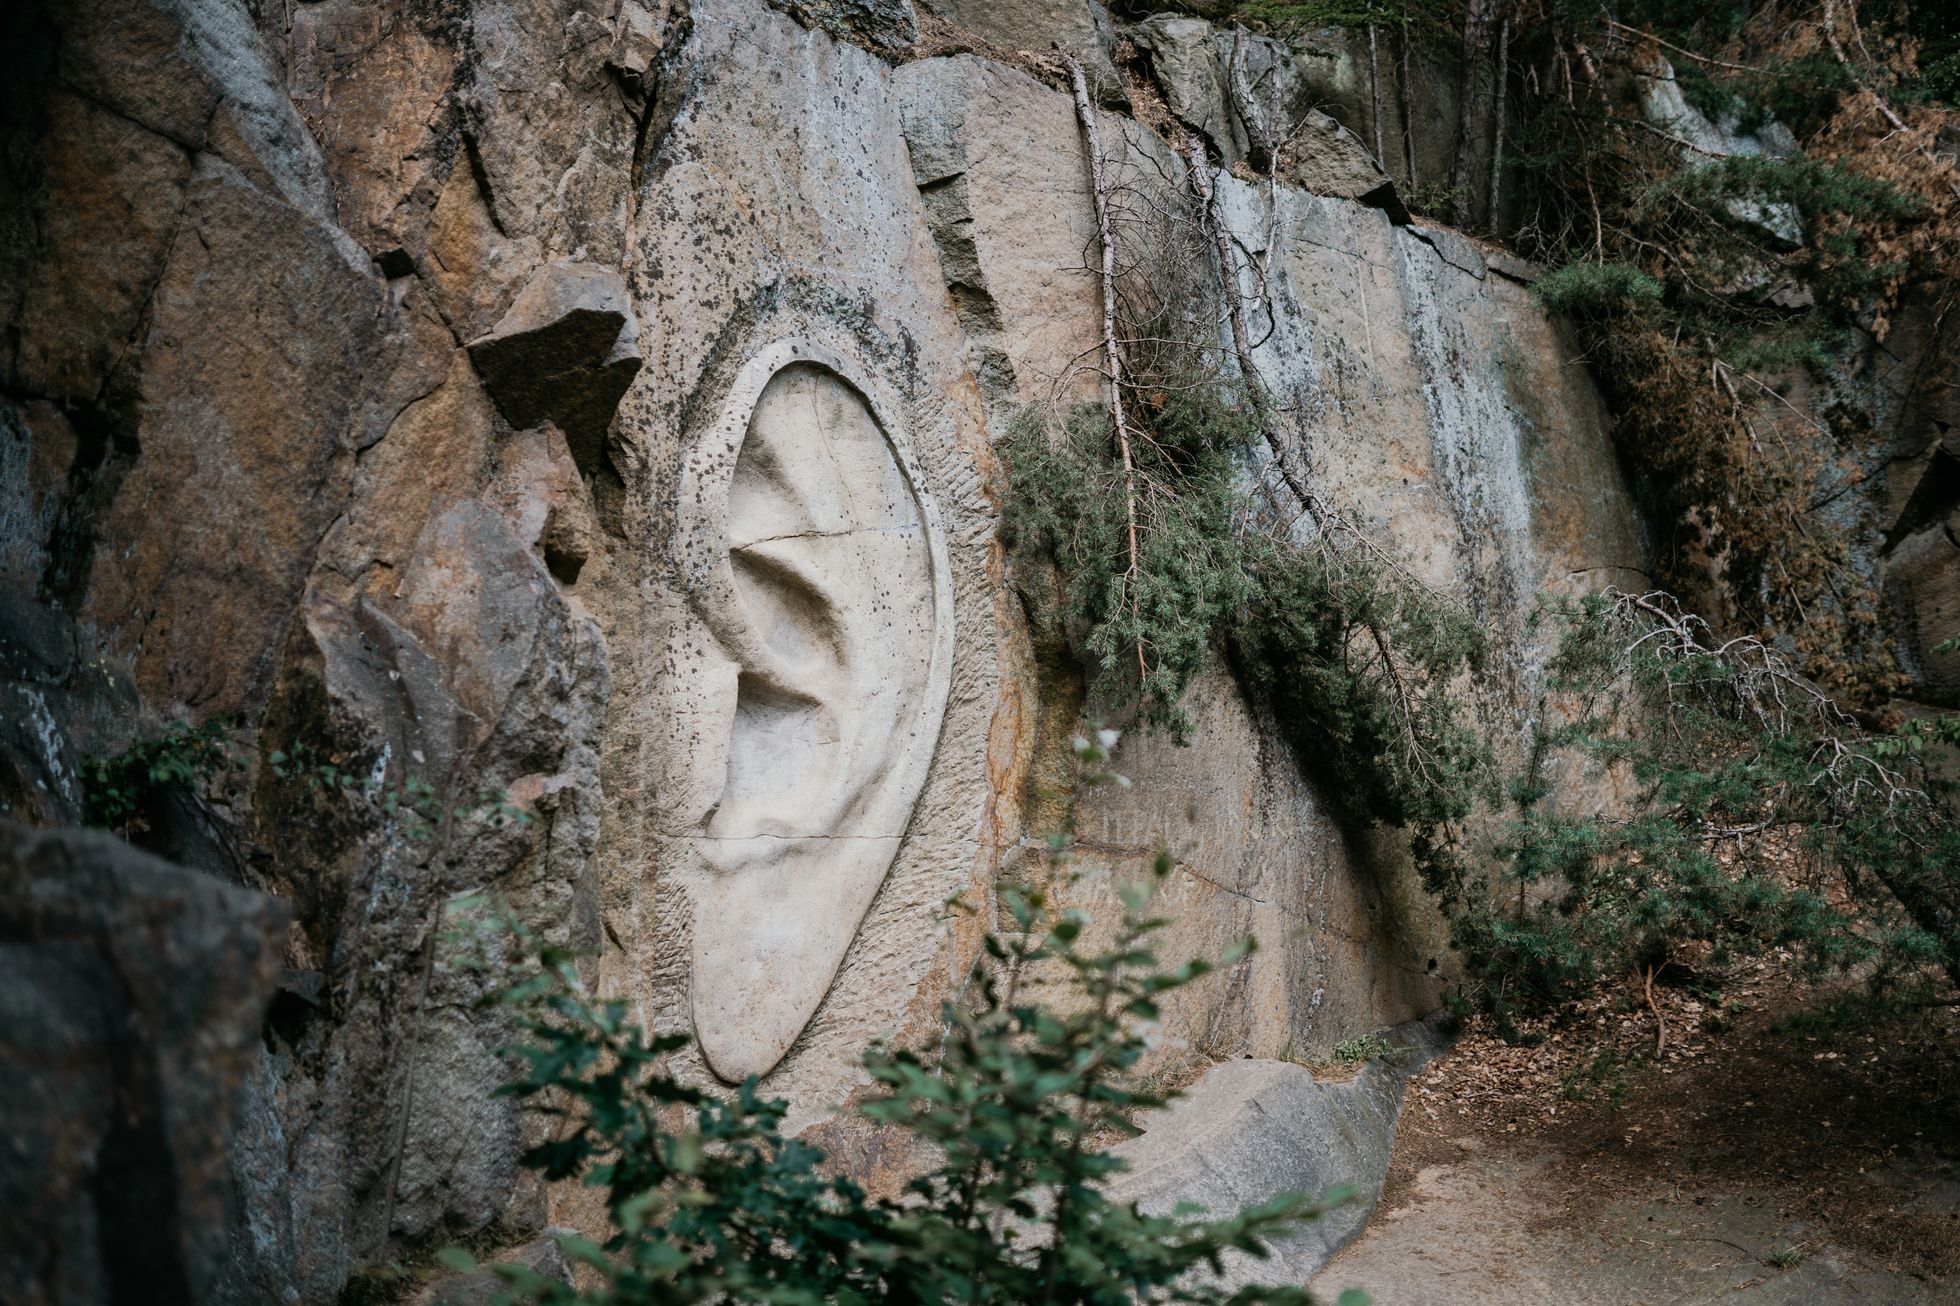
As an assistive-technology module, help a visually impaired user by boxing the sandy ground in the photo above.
[1313,1146,1949,1304]
[1309,966,1960,1305]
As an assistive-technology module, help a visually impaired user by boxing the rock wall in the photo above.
[2,0,1643,1299]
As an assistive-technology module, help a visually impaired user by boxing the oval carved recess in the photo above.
[662,341,954,1083]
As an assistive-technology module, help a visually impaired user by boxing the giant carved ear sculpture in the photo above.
[670,343,953,1082]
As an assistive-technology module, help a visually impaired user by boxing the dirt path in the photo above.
[1311,964,1960,1305]
[1313,1146,1946,1304]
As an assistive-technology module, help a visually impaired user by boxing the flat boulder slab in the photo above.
[0,821,287,1306]
[411,1236,573,1305]
[466,260,643,476]
[1108,1017,1450,1289]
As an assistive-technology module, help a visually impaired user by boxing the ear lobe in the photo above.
[675,352,952,1082]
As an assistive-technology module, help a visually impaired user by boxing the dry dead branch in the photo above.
[1060,46,1147,687]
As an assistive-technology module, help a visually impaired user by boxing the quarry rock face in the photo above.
[1,0,1930,1300]
[886,50,1642,1068]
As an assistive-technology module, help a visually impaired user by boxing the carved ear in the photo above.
[680,355,952,1082]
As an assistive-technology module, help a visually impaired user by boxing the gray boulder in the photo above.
[1132,16,1243,159]
[1636,58,1804,249]
[1280,108,1407,216]
[1108,1017,1450,1288]
[1132,16,1401,214]
[0,821,287,1306]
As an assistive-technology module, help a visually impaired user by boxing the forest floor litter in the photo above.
[1313,956,1960,1303]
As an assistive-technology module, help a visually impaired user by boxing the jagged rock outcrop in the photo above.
[3,1,624,1298]
[1131,15,1404,215]
[465,261,644,476]
[0,822,286,1305]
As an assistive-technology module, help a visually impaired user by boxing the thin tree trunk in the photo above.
[1184,136,1256,383]
[1450,0,1496,227]
[1399,8,1418,192]
[1368,24,1386,170]
[1228,31,1275,173]
[1644,965,1668,1059]
[1060,47,1146,687]
[1487,15,1511,233]
[1821,0,1909,133]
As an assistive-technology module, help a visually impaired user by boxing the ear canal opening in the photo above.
[713,669,840,839]
[727,541,848,688]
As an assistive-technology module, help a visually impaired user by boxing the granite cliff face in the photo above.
[4,0,1653,1299]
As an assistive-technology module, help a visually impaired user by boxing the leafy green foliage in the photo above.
[81,717,236,835]
[1448,591,1960,1022]
[1331,1034,1395,1065]
[1635,154,1925,314]
[857,864,1325,1304]
[1003,392,1263,741]
[1906,3,1960,104]
[1521,257,1898,704]
[1231,540,1493,901]
[268,738,531,839]
[1002,377,1492,887]
[1529,261,1663,316]
[455,838,1354,1305]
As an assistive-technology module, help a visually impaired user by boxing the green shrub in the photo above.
[452,838,1364,1305]
[1331,1034,1395,1065]
[1497,4,1960,714]
[1002,391,1263,741]
[1230,540,1492,903]
[1453,591,1960,1021]
[1002,379,1492,892]
[1529,261,1663,318]
[81,717,235,835]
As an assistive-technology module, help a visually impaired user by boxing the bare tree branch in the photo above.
[1061,46,1147,688]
